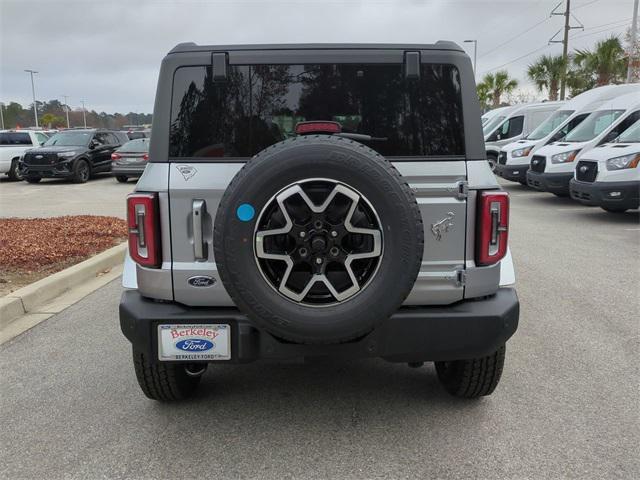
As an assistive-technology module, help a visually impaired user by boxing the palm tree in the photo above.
[573,36,627,86]
[480,70,518,108]
[527,55,565,101]
[476,82,491,112]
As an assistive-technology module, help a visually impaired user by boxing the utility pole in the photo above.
[61,95,70,128]
[628,0,639,83]
[81,100,87,128]
[464,39,478,78]
[550,0,583,100]
[24,69,39,128]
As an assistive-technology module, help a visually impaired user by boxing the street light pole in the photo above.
[628,0,639,83]
[81,100,87,128]
[62,95,70,128]
[464,40,478,77]
[24,69,39,128]
[0,102,4,130]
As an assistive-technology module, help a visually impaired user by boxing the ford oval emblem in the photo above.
[176,339,214,351]
[188,276,216,287]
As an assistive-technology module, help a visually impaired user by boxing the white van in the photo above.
[495,84,640,184]
[570,119,640,212]
[481,106,511,127]
[526,92,640,196]
[484,101,565,170]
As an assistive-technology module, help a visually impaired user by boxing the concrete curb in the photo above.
[0,243,127,330]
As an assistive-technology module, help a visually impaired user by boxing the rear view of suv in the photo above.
[120,43,519,401]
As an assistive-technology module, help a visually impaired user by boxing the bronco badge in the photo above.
[431,212,455,241]
[177,165,197,181]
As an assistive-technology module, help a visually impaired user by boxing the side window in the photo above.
[528,111,549,132]
[506,116,524,138]
[35,133,48,145]
[601,111,640,143]
[106,133,119,145]
[93,133,108,146]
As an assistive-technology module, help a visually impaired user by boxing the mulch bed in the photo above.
[0,216,127,295]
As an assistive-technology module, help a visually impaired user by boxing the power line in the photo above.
[481,43,555,75]
[478,17,550,60]
[574,0,602,10]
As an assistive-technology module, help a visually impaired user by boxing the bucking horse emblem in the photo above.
[431,212,455,241]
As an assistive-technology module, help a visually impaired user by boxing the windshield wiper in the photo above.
[334,132,388,142]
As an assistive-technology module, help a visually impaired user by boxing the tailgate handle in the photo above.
[192,199,207,260]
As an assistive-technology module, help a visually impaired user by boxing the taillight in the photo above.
[142,153,149,161]
[127,193,161,268]
[111,153,121,160]
[295,121,341,135]
[476,191,509,266]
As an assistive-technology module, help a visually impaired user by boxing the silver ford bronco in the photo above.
[119,43,519,401]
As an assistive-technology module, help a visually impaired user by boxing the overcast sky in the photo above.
[0,0,634,114]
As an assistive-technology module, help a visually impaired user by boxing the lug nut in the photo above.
[314,220,323,229]
[299,231,306,238]
[299,248,308,257]
[330,247,340,257]
[315,257,323,265]
[331,230,338,238]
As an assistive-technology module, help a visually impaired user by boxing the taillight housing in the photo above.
[295,121,341,135]
[142,153,149,161]
[127,193,161,268]
[111,152,121,160]
[476,191,509,266]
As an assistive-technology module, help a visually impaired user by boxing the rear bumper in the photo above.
[570,179,640,210]
[526,170,572,194]
[120,288,519,363]
[495,163,528,183]
[111,163,145,176]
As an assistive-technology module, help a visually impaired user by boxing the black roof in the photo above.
[168,41,463,55]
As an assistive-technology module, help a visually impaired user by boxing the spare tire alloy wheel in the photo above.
[214,135,423,344]
[255,179,383,305]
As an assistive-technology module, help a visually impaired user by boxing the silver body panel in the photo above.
[131,159,512,307]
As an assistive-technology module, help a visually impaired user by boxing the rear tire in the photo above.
[72,159,90,183]
[115,175,128,183]
[601,206,628,213]
[25,177,41,183]
[132,350,201,401]
[435,345,506,398]
[8,159,23,181]
[486,154,497,172]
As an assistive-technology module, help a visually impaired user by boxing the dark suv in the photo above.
[21,129,128,183]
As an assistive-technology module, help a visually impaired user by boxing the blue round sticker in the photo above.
[236,203,255,222]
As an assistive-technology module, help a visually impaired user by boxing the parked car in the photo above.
[484,101,565,171]
[111,137,149,182]
[119,42,519,402]
[20,129,128,183]
[0,129,49,180]
[481,105,511,127]
[496,85,640,185]
[526,92,640,196]
[570,119,640,213]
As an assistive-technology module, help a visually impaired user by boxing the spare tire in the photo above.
[213,135,423,344]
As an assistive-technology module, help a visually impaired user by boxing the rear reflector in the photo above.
[127,193,161,268]
[476,191,509,266]
[295,121,341,135]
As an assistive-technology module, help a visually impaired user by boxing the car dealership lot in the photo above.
[0,175,131,219]
[0,180,639,479]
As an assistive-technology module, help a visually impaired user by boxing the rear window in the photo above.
[169,63,465,158]
[118,138,149,152]
[0,132,32,145]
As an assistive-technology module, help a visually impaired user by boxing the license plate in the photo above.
[158,324,231,361]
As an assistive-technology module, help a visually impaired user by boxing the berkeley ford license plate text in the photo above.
[158,324,230,361]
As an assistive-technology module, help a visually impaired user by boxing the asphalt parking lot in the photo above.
[1,179,639,479]
[0,175,132,219]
